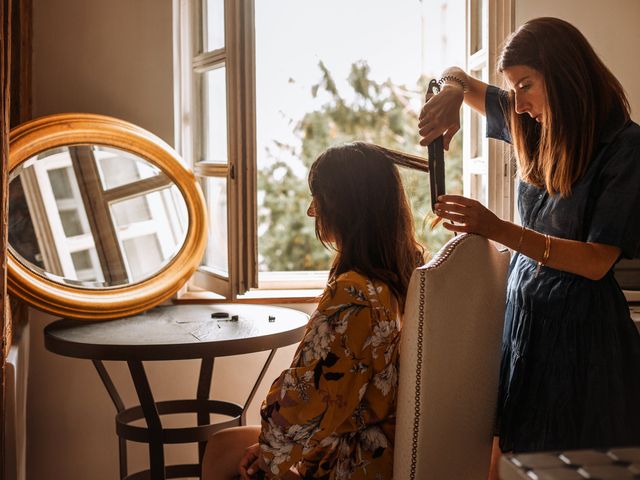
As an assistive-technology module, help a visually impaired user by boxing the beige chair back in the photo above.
[394,234,510,480]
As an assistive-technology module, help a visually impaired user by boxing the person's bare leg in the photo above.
[487,436,501,480]
[202,425,261,480]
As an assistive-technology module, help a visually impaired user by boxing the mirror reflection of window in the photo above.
[26,148,105,283]
[111,196,153,224]
[94,146,160,190]
[110,186,188,282]
[9,146,189,288]
[58,209,84,237]
[48,166,74,199]
[70,248,102,282]
[9,173,45,270]
[6,113,208,319]
[47,166,91,238]
[121,234,164,281]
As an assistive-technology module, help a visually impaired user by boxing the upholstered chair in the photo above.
[394,233,510,480]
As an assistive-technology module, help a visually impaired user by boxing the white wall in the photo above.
[27,1,315,479]
[515,0,640,122]
[32,0,175,144]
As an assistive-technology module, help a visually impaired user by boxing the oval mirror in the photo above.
[8,113,207,320]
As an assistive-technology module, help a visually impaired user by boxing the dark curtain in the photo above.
[1,0,30,473]
[9,0,29,127]
[1,0,13,474]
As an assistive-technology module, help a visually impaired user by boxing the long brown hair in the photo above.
[498,17,630,196]
[308,142,424,304]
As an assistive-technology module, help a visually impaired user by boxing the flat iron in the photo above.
[426,79,446,212]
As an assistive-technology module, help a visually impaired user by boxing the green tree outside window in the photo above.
[258,61,462,272]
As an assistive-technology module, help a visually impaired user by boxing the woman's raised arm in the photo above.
[418,66,489,149]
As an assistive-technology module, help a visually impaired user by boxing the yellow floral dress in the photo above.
[259,271,400,480]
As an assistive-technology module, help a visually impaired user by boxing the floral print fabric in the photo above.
[259,271,400,479]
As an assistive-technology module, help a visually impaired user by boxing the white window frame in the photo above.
[464,0,515,221]
[176,0,257,300]
[176,0,515,301]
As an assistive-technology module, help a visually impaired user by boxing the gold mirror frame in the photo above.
[8,113,207,320]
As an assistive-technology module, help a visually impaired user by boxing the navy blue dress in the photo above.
[486,86,640,452]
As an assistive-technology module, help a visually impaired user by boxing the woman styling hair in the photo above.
[201,142,425,479]
[419,16,640,459]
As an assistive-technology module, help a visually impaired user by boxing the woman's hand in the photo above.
[238,443,269,479]
[418,84,464,150]
[434,195,505,239]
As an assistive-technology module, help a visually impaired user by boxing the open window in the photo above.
[176,0,515,300]
[464,0,515,218]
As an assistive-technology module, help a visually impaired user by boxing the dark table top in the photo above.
[44,304,309,361]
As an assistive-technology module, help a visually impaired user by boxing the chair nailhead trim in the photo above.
[410,271,426,480]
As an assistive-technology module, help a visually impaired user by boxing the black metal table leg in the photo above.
[128,360,165,480]
[92,350,283,479]
[196,357,214,466]
[93,360,128,479]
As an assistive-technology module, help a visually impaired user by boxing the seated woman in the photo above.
[201,142,425,480]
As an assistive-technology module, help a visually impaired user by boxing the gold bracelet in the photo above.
[516,225,526,252]
[542,234,551,265]
[535,234,551,277]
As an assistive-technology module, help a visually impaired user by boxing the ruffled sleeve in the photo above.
[258,275,398,476]
[586,134,640,259]
[485,85,512,143]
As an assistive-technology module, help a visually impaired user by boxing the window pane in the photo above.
[111,196,153,225]
[59,210,84,237]
[255,0,465,272]
[204,0,225,52]
[203,177,228,275]
[48,167,75,200]
[110,187,188,263]
[94,146,160,190]
[203,67,228,164]
[70,249,103,282]
[70,250,93,271]
[121,234,164,282]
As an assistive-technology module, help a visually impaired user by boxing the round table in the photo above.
[45,303,309,480]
